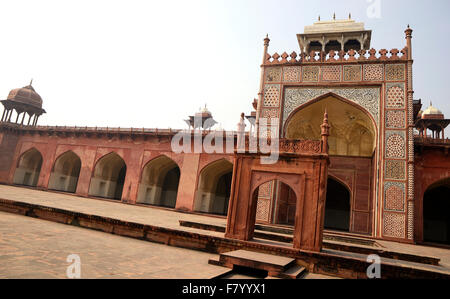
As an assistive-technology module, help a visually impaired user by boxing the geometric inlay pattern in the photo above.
[283,66,301,82]
[385,131,406,159]
[263,84,280,107]
[343,65,362,82]
[302,66,319,82]
[383,212,406,239]
[283,87,380,126]
[256,198,271,222]
[261,108,279,119]
[265,67,282,83]
[385,110,405,129]
[364,64,384,81]
[408,201,414,240]
[385,160,406,180]
[385,64,405,81]
[258,181,273,198]
[322,65,341,82]
[386,83,405,108]
[384,182,405,211]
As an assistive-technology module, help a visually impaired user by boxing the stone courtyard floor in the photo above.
[1,185,450,278]
[0,211,228,279]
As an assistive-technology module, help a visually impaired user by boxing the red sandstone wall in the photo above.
[414,148,450,242]
[0,132,19,183]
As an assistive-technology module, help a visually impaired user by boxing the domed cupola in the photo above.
[422,103,444,120]
[7,84,43,109]
[1,80,46,126]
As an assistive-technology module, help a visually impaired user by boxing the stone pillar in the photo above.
[175,153,200,211]
[1,108,6,122]
[256,35,270,139]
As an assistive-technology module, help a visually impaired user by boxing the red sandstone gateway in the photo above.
[0,17,449,258]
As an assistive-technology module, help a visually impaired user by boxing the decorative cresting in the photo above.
[225,111,330,252]
[264,48,408,65]
[283,87,380,127]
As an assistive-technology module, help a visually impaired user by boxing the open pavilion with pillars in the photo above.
[1,16,450,249]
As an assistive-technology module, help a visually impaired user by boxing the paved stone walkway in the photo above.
[0,211,228,279]
[0,185,227,238]
[1,185,450,272]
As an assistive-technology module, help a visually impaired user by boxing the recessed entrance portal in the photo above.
[194,159,233,216]
[325,177,351,232]
[273,182,297,226]
[48,151,81,193]
[137,156,180,208]
[13,148,43,187]
[89,152,127,200]
[284,94,375,235]
[423,178,450,245]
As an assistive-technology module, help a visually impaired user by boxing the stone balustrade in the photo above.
[265,47,409,65]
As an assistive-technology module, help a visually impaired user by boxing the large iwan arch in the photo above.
[284,95,376,157]
[194,159,233,216]
[13,148,43,187]
[89,152,127,200]
[284,94,376,235]
[48,151,81,193]
[137,155,180,208]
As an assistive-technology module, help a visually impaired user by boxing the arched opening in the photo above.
[325,177,351,232]
[273,181,297,226]
[284,95,375,235]
[48,151,81,193]
[344,39,361,51]
[325,40,342,53]
[89,152,127,200]
[308,41,323,53]
[423,178,450,245]
[13,148,43,187]
[194,159,233,216]
[285,95,376,157]
[137,156,180,208]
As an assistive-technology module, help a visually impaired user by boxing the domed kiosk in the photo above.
[1,81,46,126]
[415,102,450,139]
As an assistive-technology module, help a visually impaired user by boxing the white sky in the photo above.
[1,0,449,130]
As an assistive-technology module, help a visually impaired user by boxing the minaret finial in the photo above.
[349,13,351,19]
[30,79,33,86]
[333,13,336,20]
[318,15,321,21]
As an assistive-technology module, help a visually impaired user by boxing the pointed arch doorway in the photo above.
[283,94,376,235]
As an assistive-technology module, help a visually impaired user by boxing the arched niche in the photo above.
[285,95,376,157]
[325,177,351,232]
[48,151,81,193]
[137,155,180,208]
[89,152,127,200]
[13,148,43,187]
[423,178,450,245]
[194,159,233,216]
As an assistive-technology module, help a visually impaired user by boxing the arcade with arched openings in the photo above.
[284,94,376,235]
[136,156,180,208]
[89,152,127,200]
[48,151,81,193]
[194,159,233,216]
[13,148,43,187]
[423,178,450,246]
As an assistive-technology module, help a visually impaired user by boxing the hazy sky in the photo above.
[0,0,449,130]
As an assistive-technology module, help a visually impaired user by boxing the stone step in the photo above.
[279,264,307,279]
[209,250,297,278]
